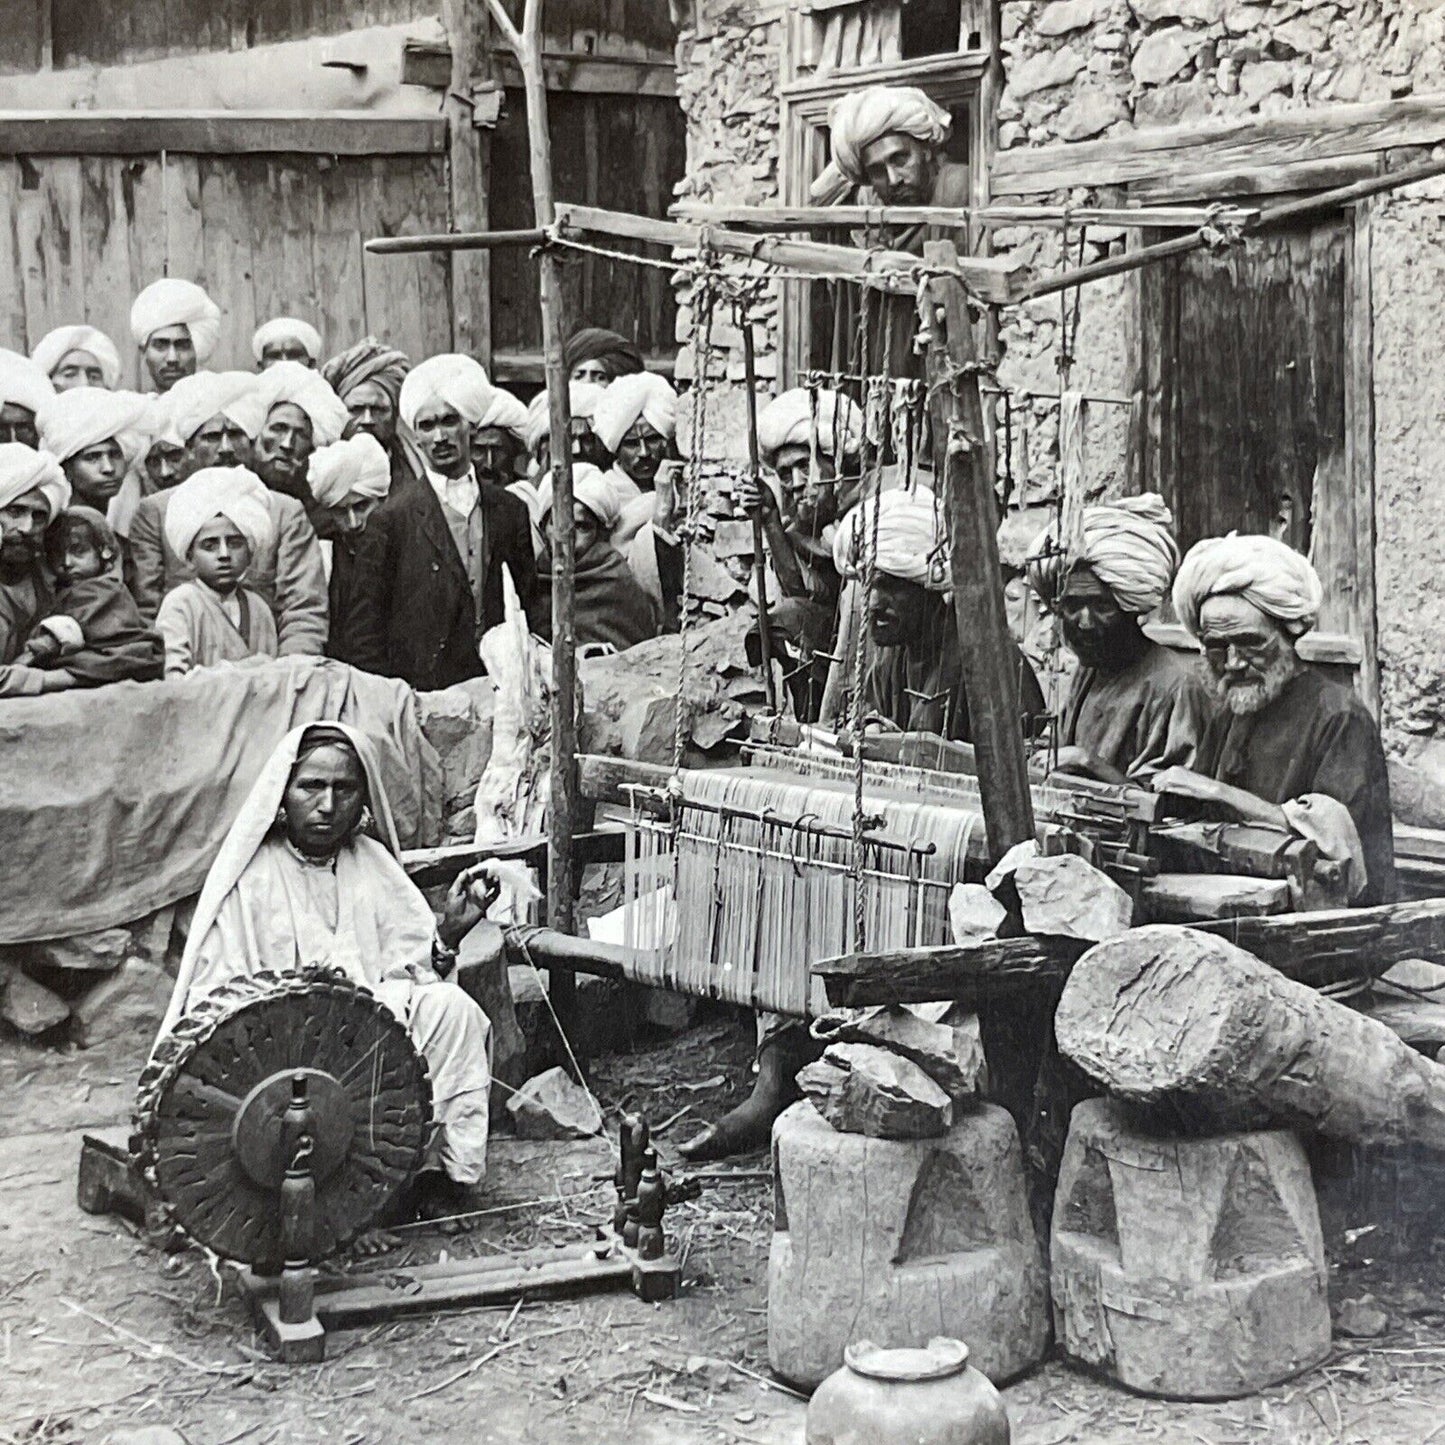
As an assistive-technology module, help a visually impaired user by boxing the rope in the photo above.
[508,925,606,1115]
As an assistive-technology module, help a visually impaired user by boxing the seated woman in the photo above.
[156,723,496,1217]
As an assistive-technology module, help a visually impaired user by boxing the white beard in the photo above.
[1207,652,1298,716]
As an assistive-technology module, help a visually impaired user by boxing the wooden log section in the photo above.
[1055,925,1445,1151]
[673,201,1260,233]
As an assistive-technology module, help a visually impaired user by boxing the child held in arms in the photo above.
[15,505,165,685]
[154,467,279,677]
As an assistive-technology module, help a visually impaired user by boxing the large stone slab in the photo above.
[26,928,130,974]
[0,962,69,1036]
[811,1006,986,1101]
[70,959,172,1049]
[798,1043,953,1139]
[1013,853,1133,941]
[506,1065,605,1140]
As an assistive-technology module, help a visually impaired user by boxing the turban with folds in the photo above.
[590,372,678,455]
[164,467,275,561]
[307,434,392,510]
[826,86,952,187]
[37,386,155,468]
[537,463,621,530]
[757,388,864,462]
[833,486,948,590]
[252,316,323,366]
[563,328,645,381]
[144,392,183,451]
[0,349,55,418]
[31,326,123,390]
[1173,533,1324,640]
[254,360,350,446]
[0,443,69,517]
[129,279,222,363]
[476,387,529,440]
[524,381,604,454]
[167,372,267,445]
[1026,492,1179,615]
[398,354,494,431]
[322,337,411,407]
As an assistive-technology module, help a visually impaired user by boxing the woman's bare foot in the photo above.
[414,1170,487,1233]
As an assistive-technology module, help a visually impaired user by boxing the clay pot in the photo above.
[806,1338,1010,1445]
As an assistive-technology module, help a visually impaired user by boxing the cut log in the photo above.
[798,1044,953,1139]
[1055,925,1445,1150]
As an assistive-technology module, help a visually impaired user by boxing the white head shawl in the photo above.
[167,371,267,445]
[824,86,952,189]
[833,486,949,590]
[254,360,350,447]
[525,381,604,454]
[129,279,223,363]
[398,354,494,431]
[537,462,621,530]
[0,443,69,517]
[590,372,678,455]
[1173,533,1324,640]
[163,466,275,561]
[252,316,323,366]
[31,326,124,390]
[757,388,864,463]
[475,387,529,441]
[1026,492,1179,615]
[0,349,56,418]
[308,434,392,509]
[36,386,155,468]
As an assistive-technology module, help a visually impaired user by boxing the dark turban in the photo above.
[321,337,411,408]
[563,328,645,381]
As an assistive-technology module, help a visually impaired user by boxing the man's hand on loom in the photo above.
[438,864,502,949]
[1150,766,1228,805]
[737,471,779,519]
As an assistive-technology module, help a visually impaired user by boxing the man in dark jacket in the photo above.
[344,355,541,690]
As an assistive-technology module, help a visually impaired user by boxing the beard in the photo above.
[1207,650,1298,715]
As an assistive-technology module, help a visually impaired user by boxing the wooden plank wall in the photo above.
[0,150,452,380]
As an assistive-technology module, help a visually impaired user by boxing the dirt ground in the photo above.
[4,1011,1445,1445]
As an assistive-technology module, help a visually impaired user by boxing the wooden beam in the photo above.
[673,201,1261,232]
[366,228,547,254]
[442,0,492,366]
[552,204,1033,302]
[0,112,445,157]
[1129,155,1380,205]
[403,38,679,95]
[401,826,628,889]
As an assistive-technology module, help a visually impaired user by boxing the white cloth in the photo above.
[167,371,267,444]
[537,463,620,529]
[826,85,952,187]
[255,359,350,446]
[36,386,154,467]
[252,316,323,365]
[31,326,124,390]
[476,387,529,440]
[130,279,222,362]
[308,434,392,509]
[590,372,678,454]
[0,349,55,417]
[163,466,276,560]
[1026,492,1179,615]
[399,354,494,431]
[833,486,948,590]
[524,381,603,453]
[757,387,864,462]
[156,723,492,1184]
[1172,532,1324,640]
[0,443,69,517]
[427,466,480,518]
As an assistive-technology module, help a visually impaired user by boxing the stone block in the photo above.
[1051,1099,1331,1399]
[70,959,173,1050]
[1009,45,1087,98]
[1037,0,1097,35]
[27,928,130,974]
[811,1006,986,1101]
[1132,26,1206,85]
[128,907,179,970]
[799,1043,953,1138]
[506,1065,605,1140]
[0,962,69,1036]
[769,1101,1049,1389]
[1056,87,1128,140]
[949,882,1008,942]
[1014,853,1133,941]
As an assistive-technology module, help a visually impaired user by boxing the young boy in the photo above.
[154,467,278,677]
[17,505,164,685]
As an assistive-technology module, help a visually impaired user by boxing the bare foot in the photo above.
[414,1171,487,1232]
[349,1227,401,1258]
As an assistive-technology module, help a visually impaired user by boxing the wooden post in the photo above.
[924,239,1034,858]
[441,0,493,366]
[740,322,779,713]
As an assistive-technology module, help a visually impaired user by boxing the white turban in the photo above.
[825,86,952,188]
[833,486,949,590]
[167,372,267,445]
[0,444,69,517]
[129,279,222,363]
[1026,493,1179,615]
[590,372,678,455]
[475,387,529,440]
[537,463,621,530]
[164,467,275,561]
[525,381,604,453]
[398,354,494,431]
[307,434,392,510]
[252,316,322,366]
[144,392,183,451]
[0,349,55,417]
[254,360,350,447]
[37,387,155,468]
[757,388,864,462]
[31,326,124,390]
[1173,533,1324,641]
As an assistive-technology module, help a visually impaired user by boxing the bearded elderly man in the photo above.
[252,360,350,515]
[0,444,76,695]
[0,349,55,448]
[130,279,222,394]
[1154,534,1395,905]
[323,337,421,500]
[1026,494,1209,783]
[127,371,329,656]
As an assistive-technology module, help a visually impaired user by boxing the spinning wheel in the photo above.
[133,968,432,1268]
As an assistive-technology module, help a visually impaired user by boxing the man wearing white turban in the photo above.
[1153,533,1394,904]
[590,372,678,484]
[1025,494,1208,783]
[32,326,124,392]
[128,371,328,657]
[0,349,55,448]
[351,354,540,689]
[252,316,322,370]
[471,385,530,487]
[130,279,222,393]
[36,388,155,544]
[252,360,350,509]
